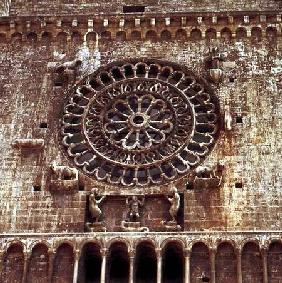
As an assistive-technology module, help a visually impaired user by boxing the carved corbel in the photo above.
[49,58,82,87]
[206,47,225,83]
[49,161,79,193]
[12,138,44,149]
[224,106,233,131]
[193,162,224,190]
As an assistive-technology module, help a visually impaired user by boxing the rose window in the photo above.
[62,59,220,187]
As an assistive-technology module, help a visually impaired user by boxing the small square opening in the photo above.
[54,80,63,87]
[123,5,145,13]
[79,184,85,191]
[186,182,194,190]
[235,182,243,189]
[229,77,235,83]
[236,116,243,124]
[39,122,48,129]
[33,185,41,192]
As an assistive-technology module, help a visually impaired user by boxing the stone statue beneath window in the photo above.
[168,187,180,222]
[89,189,105,223]
[121,196,148,232]
[86,189,106,232]
[161,187,181,231]
[126,196,145,222]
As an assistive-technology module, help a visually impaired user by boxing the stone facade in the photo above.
[0,0,281,282]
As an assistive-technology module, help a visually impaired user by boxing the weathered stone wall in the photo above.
[0,1,282,281]
[0,30,281,233]
[8,0,282,16]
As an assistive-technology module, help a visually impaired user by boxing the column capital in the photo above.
[209,246,217,256]
[155,248,162,258]
[24,251,32,259]
[128,249,135,258]
[261,245,269,253]
[184,249,191,257]
[74,249,81,260]
[100,248,108,257]
[48,250,56,257]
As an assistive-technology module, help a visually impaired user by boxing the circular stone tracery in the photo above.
[103,92,175,150]
[62,59,220,187]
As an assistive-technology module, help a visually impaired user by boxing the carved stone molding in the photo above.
[12,139,44,149]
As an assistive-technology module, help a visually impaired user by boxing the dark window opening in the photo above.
[162,244,184,283]
[186,182,194,190]
[79,184,84,191]
[135,243,157,283]
[108,243,129,283]
[84,248,101,283]
[39,122,48,129]
[33,185,41,192]
[229,77,235,83]
[202,276,210,282]
[235,182,243,188]
[236,116,243,124]
[54,79,64,87]
[63,175,72,180]
[123,5,145,13]
[85,256,101,282]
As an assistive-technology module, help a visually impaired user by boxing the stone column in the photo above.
[156,248,162,283]
[262,247,268,283]
[48,251,55,283]
[73,250,80,283]
[184,249,191,283]
[210,248,216,283]
[100,248,107,283]
[129,250,135,283]
[22,252,30,283]
[236,248,242,283]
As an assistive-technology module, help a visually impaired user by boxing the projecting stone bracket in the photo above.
[161,220,182,232]
[205,47,226,83]
[49,162,79,193]
[193,163,224,190]
[12,138,45,149]
[48,59,82,87]
[85,222,106,232]
[49,179,79,193]
[209,68,223,83]
[223,107,233,131]
[120,221,149,232]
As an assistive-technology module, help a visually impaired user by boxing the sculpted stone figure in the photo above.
[168,188,180,222]
[50,161,78,181]
[52,58,82,86]
[195,165,213,178]
[89,189,105,223]
[126,196,145,222]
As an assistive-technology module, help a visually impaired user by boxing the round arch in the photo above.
[242,241,263,283]
[215,242,237,283]
[135,240,157,283]
[27,243,49,283]
[1,243,25,283]
[107,241,130,283]
[191,242,211,283]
